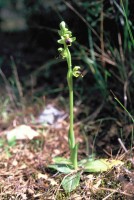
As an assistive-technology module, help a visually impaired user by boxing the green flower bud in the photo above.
[60,21,66,30]
[58,47,67,59]
[58,21,76,47]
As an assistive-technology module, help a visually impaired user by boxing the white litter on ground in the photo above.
[6,125,39,141]
[37,104,68,128]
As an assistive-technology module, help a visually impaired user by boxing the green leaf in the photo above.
[84,159,108,172]
[53,157,71,164]
[48,164,74,174]
[0,139,5,147]
[84,159,123,172]
[62,172,80,193]
[5,147,11,157]
[8,136,16,147]
[78,156,95,167]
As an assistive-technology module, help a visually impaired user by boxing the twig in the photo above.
[102,190,116,200]
[100,187,133,198]
[118,138,128,153]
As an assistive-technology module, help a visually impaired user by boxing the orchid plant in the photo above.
[57,21,83,169]
[49,21,123,193]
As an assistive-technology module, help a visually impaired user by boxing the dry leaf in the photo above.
[38,173,48,179]
[37,173,57,186]
[6,125,39,140]
[12,159,18,166]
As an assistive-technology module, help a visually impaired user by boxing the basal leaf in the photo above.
[48,164,74,174]
[84,159,108,172]
[53,157,71,164]
[62,172,80,193]
[84,159,123,172]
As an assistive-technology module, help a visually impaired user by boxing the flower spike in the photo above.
[57,21,76,48]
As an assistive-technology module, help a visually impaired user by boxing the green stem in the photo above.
[68,72,75,144]
[66,45,78,169]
